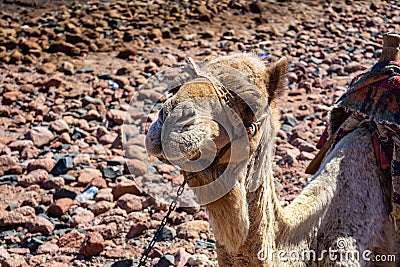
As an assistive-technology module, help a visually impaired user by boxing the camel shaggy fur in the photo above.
[145,53,398,266]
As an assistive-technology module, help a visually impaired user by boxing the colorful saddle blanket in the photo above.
[313,60,400,221]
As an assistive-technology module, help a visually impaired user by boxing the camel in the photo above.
[145,34,400,266]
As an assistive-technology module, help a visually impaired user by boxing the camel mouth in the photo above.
[145,101,221,173]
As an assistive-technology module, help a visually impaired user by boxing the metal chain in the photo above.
[137,180,187,267]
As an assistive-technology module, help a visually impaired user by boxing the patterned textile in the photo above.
[312,60,400,221]
[334,60,400,127]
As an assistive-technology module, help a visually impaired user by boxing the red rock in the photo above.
[2,254,28,267]
[0,155,17,176]
[36,242,59,254]
[79,232,105,257]
[88,200,114,215]
[100,222,118,240]
[7,140,33,151]
[42,77,63,88]
[73,154,91,166]
[107,109,126,125]
[95,188,114,202]
[117,194,142,212]
[176,220,210,239]
[20,40,42,54]
[77,168,102,185]
[297,151,315,161]
[0,246,10,261]
[38,62,57,74]
[49,119,70,133]
[40,194,53,206]
[21,146,40,160]
[125,159,147,176]
[111,177,142,199]
[42,177,65,189]
[0,144,11,155]
[2,91,19,104]
[6,247,29,255]
[126,221,149,238]
[25,127,55,147]
[89,177,107,189]
[0,207,35,227]
[70,207,95,226]
[116,47,136,59]
[48,40,78,56]
[48,198,74,217]
[57,230,85,248]
[175,248,191,267]
[18,169,48,187]
[27,158,56,172]
[26,216,54,235]
[156,163,175,174]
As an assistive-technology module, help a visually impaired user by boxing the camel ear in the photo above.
[265,57,288,102]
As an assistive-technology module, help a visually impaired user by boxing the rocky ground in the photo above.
[0,0,399,266]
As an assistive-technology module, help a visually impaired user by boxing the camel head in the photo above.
[145,53,288,252]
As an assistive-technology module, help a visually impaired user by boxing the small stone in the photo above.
[102,165,124,179]
[176,221,210,239]
[70,207,95,226]
[48,198,74,217]
[125,159,147,176]
[82,95,104,106]
[112,77,129,89]
[27,158,56,173]
[77,66,94,74]
[58,230,85,248]
[7,247,30,255]
[88,201,114,215]
[60,61,74,74]
[54,188,77,200]
[49,119,70,134]
[2,92,19,104]
[42,77,63,88]
[38,62,57,74]
[8,140,33,151]
[0,155,17,176]
[84,109,101,120]
[73,154,91,167]
[26,216,54,235]
[112,177,142,199]
[42,176,65,189]
[297,151,315,161]
[126,222,149,238]
[25,127,55,147]
[18,169,48,187]
[155,255,174,267]
[174,248,190,267]
[107,109,126,125]
[0,206,35,227]
[344,62,365,73]
[36,242,59,254]
[109,259,134,267]
[51,157,73,176]
[156,164,175,174]
[116,47,136,59]
[117,194,142,212]
[95,188,114,202]
[157,226,176,241]
[0,246,10,261]
[77,168,102,185]
[2,254,28,267]
[79,232,105,257]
